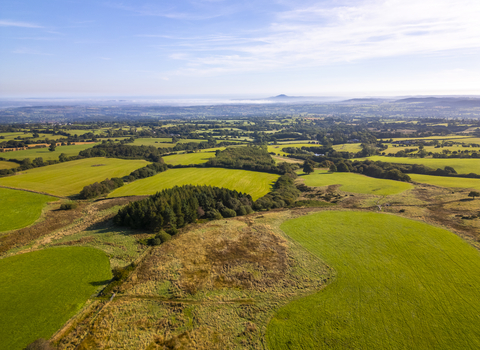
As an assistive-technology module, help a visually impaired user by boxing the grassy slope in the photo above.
[0,160,19,169]
[109,167,279,200]
[0,143,98,161]
[0,247,112,350]
[365,156,480,174]
[301,170,413,195]
[161,148,226,166]
[0,157,148,196]
[410,174,480,191]
[162,151,217,165]
[267,211,480,350]
[0,188,57,232]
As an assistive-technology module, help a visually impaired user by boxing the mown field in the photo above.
[0,247,112,350]
[267,211,480,349]
[109,167,279,200]
[301,170,413,195]
[366,156,480,174]
[0,160,19,169]
[410,174,480,191]
[0,188,57,232]
[0,157,148,196]
[0,143,97,161]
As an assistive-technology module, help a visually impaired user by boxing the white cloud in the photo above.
[164,0,480,76]
[0,20,43,28]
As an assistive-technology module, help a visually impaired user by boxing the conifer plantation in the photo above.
[114,185,254,231]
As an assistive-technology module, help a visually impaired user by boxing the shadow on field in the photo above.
[84,219,139,237]
[89,279,111,286]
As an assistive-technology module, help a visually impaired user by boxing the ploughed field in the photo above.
[0,157,149,196]
[0,188,57,232]
[0,247,111,350]
[108,167,279,200]
[267,211,480,350]
[301,170,413,195]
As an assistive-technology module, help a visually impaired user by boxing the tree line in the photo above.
[114,185,254,231]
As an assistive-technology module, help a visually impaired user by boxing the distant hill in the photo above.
[395,97,480,107]
[268,94,298,100]
[338,98,391,104]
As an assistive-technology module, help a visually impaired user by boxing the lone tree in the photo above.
[303,160,314,175]
[468,191,480,200]
[49,141,56,152]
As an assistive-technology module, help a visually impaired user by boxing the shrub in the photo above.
[60,202,78,210]
[157,230,172,243]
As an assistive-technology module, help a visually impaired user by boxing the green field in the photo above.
[0,160,19,169]
[301,170,413,195]
[409,174,480,191]
[366,156,480,174]
[267,211,480,349]
[384,135,470,142]
[384,144,480,154]
[268,143,313,156]
[0,247,112,350]
[0,143,98,161]
[0,188,57,232]
[333,143,362,153]
[109,167,279,200]
[130,137,206,147]
[162,151,219,165]
[0,157,148,196]
[0,132,64,141]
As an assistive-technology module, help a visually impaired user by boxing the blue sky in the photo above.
[1,0,479,97]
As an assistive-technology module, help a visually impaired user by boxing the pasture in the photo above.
[162,150,221,165]
[409,174,480,191]
[268,143,313,156]
[109,167,279,200]
[301,170,413,195]
[0,188,57,232]
[0,247,111,350]
[0,157,148,196]
[0,143,97,161]
[0,160,19,169]
[267,211,480,350]
[366,156,480,174]
[333,143,362,153]
[131,137,205,147]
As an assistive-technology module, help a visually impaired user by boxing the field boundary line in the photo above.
[0,184,64,198]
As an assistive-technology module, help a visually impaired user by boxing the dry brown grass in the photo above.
[56,210,332,349]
